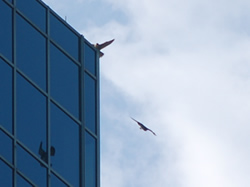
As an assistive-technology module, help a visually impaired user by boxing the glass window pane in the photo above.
[84,73,97,133]
[85,131,97,187]
[51,103,79,187]
[51,174,68,187]
[17,174,33,187]
[50,13,79,60]
[16,0,46,32]
[0,59,13,133]
[0,130,12,163]
[84,43,96,75]
[17,145,46,187]
[0,1,12,62]
[0,160,12,187]
[16,15,46,90]
[50,44,79,118]
[16,74,46,157]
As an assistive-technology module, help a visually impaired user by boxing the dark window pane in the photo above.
[16,15,46,90]
[50,44,79,118]
[16,74,46,157]
[0,160,12,187]
[51,174,68,187]
[85,132,97,187]
[84,74,97,133]
[50,13,79,60]
[51,103,79,187]
[17,174,33,187]
[84,43,96,75]
[0,1,12,62]
[16,0,46,32]
[17,145,46,187]
[0,130,12,163]
[0,59,13,133]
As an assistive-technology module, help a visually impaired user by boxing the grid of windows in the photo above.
[0,0,100,186]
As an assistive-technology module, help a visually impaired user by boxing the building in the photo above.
[0,0,100,186]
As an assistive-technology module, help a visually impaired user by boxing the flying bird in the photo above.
[131,117,156,136]
[94,39,115,57]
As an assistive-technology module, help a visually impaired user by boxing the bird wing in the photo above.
[130,117,145,129]
[38,141,43,155]
[95,39,115,50]
[147,129,157,136]
[130,117,155,133]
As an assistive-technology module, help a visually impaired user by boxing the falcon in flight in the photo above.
[131,117,156,136]
[94,39,115,57]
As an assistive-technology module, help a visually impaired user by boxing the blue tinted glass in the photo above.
[51,103,79,187]
[17,145,46,186]
[16,0,46,32]
[17,174,33,187]
[50,44,79,118]
[84,74,97,133]
[50,13,79,60]
[0,59,13,133]
[0,160,12,187]
[85,132,97,187]
[0,130,12,163]
[51,174,68,187]
[5,0,13,3]
[16,15,46,90]
[84,43,96,75]
[16,74,46,157]
[0,1,12,62]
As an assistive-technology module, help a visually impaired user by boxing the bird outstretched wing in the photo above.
[130,117,156,136]
[147,129,156,136]
[94,39,115,50]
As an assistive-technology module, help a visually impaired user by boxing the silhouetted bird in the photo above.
[38,141,56,167]
[131,117,156,136]
[94,39,114,57]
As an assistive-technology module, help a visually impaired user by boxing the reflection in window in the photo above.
[17,145,46,186]
[51,103,79,187]
[0,1,12,62]
[50,44,79,118]
[85,131,97,187]
[84,43,96,75]
[16,14,46,90]
[38,141,56,167]
[84,73,97,133]
[16,0,46,32]
[16,74,46,156]
[0,160,12,187]
[50,13,79,60]
[0,59,12,133]
[0,130,12,163]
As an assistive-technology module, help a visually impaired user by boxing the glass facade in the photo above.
[0,0,100,187]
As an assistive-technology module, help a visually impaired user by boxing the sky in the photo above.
[42,0,250,186]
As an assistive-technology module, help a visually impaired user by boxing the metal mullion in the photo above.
[96,48,101,187]
[79,35,85,187]
[46,7,51,187]
[12,1,17,186]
